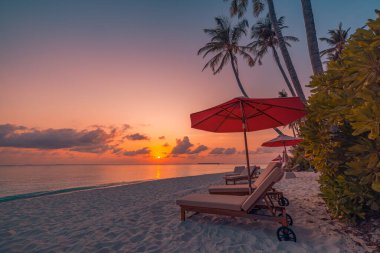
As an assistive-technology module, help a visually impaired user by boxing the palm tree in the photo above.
[249,16,297,97]
[300,0,323,74]
[226,0,306,103]
[198,17,254,97]
[319,22,350,61]
[278,89,288,97]
[266,0,306,103]
[276,89,299,136]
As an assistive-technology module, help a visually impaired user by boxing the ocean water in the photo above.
[0,164,236,201]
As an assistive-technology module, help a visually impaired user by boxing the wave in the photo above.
[0,180,148,203]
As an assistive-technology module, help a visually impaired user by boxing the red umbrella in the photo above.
[191,97,305,192]
[262,134,303,163]
[262,134,303,147]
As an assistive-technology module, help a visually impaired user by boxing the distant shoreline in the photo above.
[197,162,223,165]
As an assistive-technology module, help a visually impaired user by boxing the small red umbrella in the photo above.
[262,134,303,163]
[191,97,305,192]
[262,134,303,148]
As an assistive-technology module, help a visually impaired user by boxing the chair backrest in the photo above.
[238,167,248,176]
[249,165,259,177]
[233,166,245,174]
[272,155,282,161]
[241,164,284,212]
[253,161,281,187]
[239,165,259,177]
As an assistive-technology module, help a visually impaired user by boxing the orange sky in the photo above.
[0,0,377,165]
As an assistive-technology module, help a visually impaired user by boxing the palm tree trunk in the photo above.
[266,0,306,103]
[229,51,283,136]
[301,0,323,75]
[271,47,296,97]
[229,52,249,97]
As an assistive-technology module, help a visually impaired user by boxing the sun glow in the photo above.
[155,166,161,179]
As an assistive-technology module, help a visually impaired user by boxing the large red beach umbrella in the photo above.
[190,97,306,192]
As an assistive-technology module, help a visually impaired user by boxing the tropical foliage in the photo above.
[289,145,311,171]
[198,17,254,97]
[301,12,380,221]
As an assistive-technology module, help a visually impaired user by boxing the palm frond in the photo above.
[319,22,351,60]
[237,0,248,18]
[238,49,255,66]
[227,0,248,18]
[283,35,299,42]
[253,0,264,17]
[202,52,225,73]
[214,53,230,74]
[198,44,224,58]
[232,19,248,42]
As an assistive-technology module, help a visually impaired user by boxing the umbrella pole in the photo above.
[240,101,252,194]
[243,128,252,194]
[281,144,287,165]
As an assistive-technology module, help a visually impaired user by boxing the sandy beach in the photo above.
[0,172,375,253]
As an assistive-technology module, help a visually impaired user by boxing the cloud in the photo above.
[162,143,170,147]
[224,147,237,155]
[170,136,207,155]
[158,136,165,140]
[189,145,208,154]
[209,148,225,154]
[171,136,193,154]
[249,147,282,154]
[209,147,237,155]
[126,133,150,141]
[70,145,111,154]
[123,147,150,156]
[0,124,115,153]
[111,147,123,154]
[122,124,131,130]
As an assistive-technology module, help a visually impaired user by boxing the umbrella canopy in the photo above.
[262,134,303,168]
[191,97,306,192]
[191,97,305,132]
[261,134,303,147]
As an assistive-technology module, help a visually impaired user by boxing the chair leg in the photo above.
[181,207,186,221]
[281,208,287,226]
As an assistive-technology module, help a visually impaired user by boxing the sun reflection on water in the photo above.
[155,165,161,179]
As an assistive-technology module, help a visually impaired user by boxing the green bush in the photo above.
[301,11,380,221]
[289,145,312,171]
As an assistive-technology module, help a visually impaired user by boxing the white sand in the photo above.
[0,172,369,253]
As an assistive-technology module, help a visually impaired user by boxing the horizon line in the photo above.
[0,162,242,166]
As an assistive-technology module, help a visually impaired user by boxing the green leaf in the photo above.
[368,153,379,168]
[371,181,380,192]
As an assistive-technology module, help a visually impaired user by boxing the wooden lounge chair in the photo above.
[224,165,246,177]
[211,161,280,194]
[223,165,260,185]
[209,161,290,206]
[176,165,296,242]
